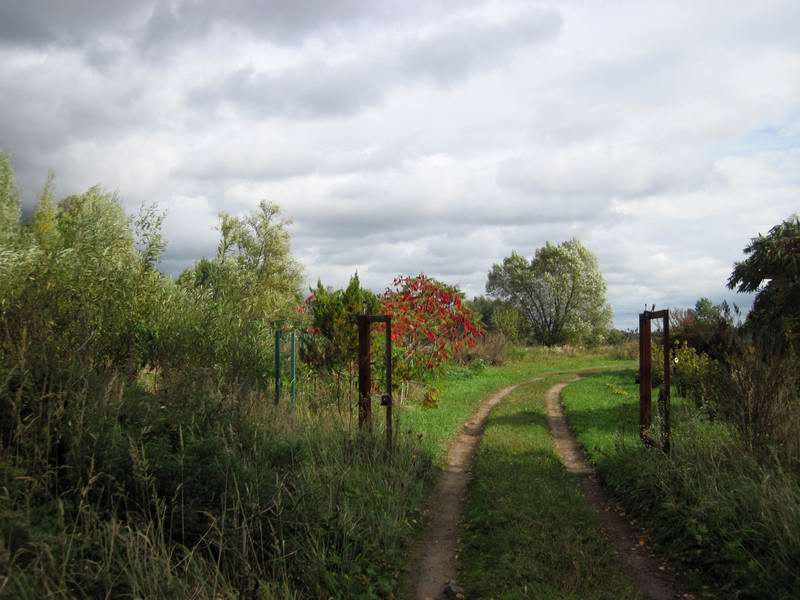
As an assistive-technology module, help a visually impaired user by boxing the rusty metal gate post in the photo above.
[382,317,393,450]
[639,313,652,438]
[638,308,671,453]
[356,315,394,449]
[659,314,671,453]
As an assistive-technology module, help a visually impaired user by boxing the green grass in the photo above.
[561,371,800,600]
[399,347,635,465]
[0,349,633,599]
[461,376,641,599]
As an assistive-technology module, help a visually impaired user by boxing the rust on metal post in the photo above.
[639,312,652,443]
[384,317,393,450]
[639,308,672,452]
[357,315,373,431]
[660,313,671,453]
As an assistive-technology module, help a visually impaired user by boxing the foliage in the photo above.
[174,200,303,389]
[671,297,737,361]
[468,296,527,341]
[605,328,632,345]
[301,273,380,374]
[0,386,433,599]
[728,214,800,350]
[721,345,800,467]
[1,185,164,390]
[381,274,484,381]
[486,239,612,346]
[603,340,638,360]
[673,341,800,468]
[180,200,302,322]
[454,331,508,367]
[0,151,21,247]
[672,342,726,414]
[563,372,800,599]
[0,157,435,598]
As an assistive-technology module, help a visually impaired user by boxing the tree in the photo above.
[180,200,303,321]
[486,240,612,346]
[175,200,303,387]
[0,151,21,246]
[671,297,737,360]
[728,214,800,349]
[381,274,483,380]
[469,295,527,341]
[301,273,380,374]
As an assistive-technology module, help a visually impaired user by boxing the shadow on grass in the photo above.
[464,442,641,599]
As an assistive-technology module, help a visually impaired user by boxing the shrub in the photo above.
[301,273,380,375]
[604,340,637,360]
[381,274,484,381]
[454,331,508,366]
[672,340,800,469]
[722,346,800,468]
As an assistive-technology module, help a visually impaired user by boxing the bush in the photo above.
[722,347,800,468]
[673,341,800,469]
[454,331,508,366]
[0,157,435,598]
[603,340,637,360]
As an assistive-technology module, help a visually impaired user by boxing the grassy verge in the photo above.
[400,347,635,465]
[461,376,640,599]
[0,349,632,598]
[561,371,800,599]
[0,385,433,599]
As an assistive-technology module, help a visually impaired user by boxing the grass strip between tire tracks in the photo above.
[460,376,641,599]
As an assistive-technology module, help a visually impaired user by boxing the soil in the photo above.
[403,375,688,600]
[403,383,521,600]
[545,380,687,600]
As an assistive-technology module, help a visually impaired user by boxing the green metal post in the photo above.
[290,330,297,410]
[274,326,282,405]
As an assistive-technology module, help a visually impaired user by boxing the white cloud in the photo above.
[1,0,798,328]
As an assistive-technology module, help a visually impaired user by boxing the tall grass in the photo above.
[0,380,433,598]
[562,371,800,599]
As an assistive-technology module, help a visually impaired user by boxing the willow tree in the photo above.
[0,151,21,246]
[486,239,612,345]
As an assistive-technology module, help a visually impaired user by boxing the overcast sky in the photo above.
[1,1,798,328]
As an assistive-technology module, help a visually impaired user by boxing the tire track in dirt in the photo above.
[545,380,684,600]
[403,383,522,600]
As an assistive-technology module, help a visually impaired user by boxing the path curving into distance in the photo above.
[404,373,686,600]
[403,383,522,600]
[545,380,683,600]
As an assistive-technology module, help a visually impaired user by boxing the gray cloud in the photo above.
[1,1,798,329]
[188,7,561,119]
